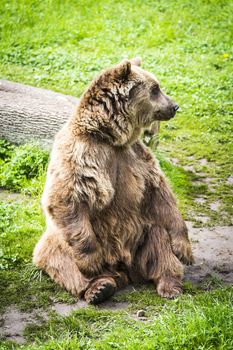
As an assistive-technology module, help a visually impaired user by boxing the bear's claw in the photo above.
[157,276,183,299]
[84,278,116,304]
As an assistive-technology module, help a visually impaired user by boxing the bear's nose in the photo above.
[173,104,179,112]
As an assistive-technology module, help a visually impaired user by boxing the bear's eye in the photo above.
[150,84,160,98]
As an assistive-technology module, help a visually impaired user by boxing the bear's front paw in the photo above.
[172,238,194,265]
[157,276,183,299]
[84,277,116,304]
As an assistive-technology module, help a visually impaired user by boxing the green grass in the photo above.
[0,141,48,194]
[0,0,232,349]
[1,288,233,349]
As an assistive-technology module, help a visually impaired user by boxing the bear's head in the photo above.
[74,58,179,146]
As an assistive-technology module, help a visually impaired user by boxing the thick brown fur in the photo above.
[33,58,193,303]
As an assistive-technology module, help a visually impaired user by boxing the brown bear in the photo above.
[33,58,193,304]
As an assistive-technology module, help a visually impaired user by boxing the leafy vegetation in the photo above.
[0,142,48,194]
[0,0,232,349]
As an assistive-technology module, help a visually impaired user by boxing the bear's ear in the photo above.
[114,59,131,80]
[130,57,142,66]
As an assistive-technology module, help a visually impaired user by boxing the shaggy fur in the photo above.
[33,58,193,303]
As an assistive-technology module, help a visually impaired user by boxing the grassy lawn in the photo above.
[0,0,232,349]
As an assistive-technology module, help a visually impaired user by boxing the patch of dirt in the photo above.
[170,157,179,165]
[210,201,221,211]
[185,223,233,284]
[99,301,129,310]
[0,189,30,202]
[52,300,87,316]
[0,224,232,344]
[198,158,208,166]
[193,215,210,223]
[0,307,47,344]
[0,300,130,344]
[201,177,214,184]
[0,189,20,201]
[194,197,206,204]
[227,176,233,185]
[183,165,195,171]
[0,307,29,344]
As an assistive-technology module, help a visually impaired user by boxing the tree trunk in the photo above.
[0,80,78,148]
[0,79,159,149]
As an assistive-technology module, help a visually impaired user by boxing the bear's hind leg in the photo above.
[152,180,194,265]
[136,226,183,298]
[33,231,89,297]
[33,231,129,304]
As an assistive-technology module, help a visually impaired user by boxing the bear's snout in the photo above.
[173,103,179,112]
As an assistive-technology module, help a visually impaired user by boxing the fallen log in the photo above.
[0,80,159,149]
[0,80,78,148]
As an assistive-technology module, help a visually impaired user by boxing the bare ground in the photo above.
[185,223,233,284]
[0,223,232,344]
